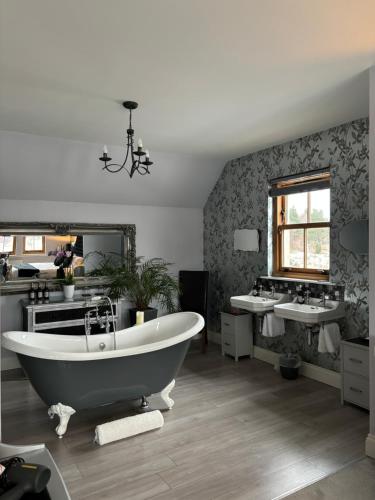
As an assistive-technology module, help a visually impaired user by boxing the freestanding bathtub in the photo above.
[3,311,204,437]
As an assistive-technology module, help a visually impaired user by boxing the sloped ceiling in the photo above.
[0,0,374,207]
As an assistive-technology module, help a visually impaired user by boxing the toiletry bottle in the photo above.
[37,284,43,302]
[251,280,258,296]
[29,284,36,302]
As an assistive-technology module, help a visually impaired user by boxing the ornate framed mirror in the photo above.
[0,222,136,293]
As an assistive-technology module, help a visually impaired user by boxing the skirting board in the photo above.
[1,355,20,371]
[365,434,375,459]
[208,330,341,389]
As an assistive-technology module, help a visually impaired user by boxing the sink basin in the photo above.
[274,300,345,324]
[230,292,290,313]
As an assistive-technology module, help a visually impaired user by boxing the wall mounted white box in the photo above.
[234,229,259,252]
[221,312,253,361]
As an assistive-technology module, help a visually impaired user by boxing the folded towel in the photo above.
[262,312,285,337]
[318,322,341,353]
[94,410,164,445]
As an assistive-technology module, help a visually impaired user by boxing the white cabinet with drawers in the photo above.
[341,338,369,410]
[221,312,253,361]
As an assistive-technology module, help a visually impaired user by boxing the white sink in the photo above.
[274,299,345,324]
[230,292,290,313]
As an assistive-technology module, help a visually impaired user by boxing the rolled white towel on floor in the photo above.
[318,322,341,353]
[262,312,285,337]
[94,410,164,445]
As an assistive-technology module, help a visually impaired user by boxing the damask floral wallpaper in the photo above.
[203,118,369,371]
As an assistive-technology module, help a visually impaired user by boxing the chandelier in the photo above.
[99,101,153,178]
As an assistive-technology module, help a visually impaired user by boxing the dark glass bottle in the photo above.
[44,283,49,301]
[29,284,36,302]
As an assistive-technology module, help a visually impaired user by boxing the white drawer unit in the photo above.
[341,338,369,410]
[221,312,253,361]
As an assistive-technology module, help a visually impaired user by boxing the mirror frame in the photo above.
[0,222,136,294]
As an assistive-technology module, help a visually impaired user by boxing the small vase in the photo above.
[63,285,75,300]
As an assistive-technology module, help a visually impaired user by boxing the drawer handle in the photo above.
[349,358,363,364]
[224,323,230,326]
[349,386,363,394]
[224,342,231,346]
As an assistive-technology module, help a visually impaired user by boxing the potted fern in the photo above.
[62,269,76,300]
[107,258,179,325]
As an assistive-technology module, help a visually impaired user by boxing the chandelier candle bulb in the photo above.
[145,150,150,159]
[137,138,143,149]
[103,145,108,154]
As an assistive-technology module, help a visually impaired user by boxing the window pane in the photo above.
[306,227,329,270]
[24,236,44,252]
[0,236,14,253]
[310,189,330,222]
[282,229,304,268]
[285,193,307,224]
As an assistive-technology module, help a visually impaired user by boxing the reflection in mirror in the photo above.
[339,219,368,255]
[0,223,135,289]
[0,233,127,280]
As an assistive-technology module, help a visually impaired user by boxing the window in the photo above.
[0,236,15,255]
[271,170,330,280]
[23,235,45,254]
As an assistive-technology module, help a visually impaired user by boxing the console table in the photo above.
[22,297,122,335]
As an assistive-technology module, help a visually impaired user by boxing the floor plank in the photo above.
[284,457,375,499]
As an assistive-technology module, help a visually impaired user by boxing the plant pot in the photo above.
[129,307,158,326]
[63,285,75,300]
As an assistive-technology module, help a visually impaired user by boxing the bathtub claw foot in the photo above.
[48,403,76,438]
[149,379,175,410]
[138,396,150,413]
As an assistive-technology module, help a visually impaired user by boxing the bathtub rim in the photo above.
[2,311,204,362]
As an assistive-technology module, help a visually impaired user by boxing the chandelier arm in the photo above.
[121,137,131,168]
[102,163,125,174]
[104,128,133,174]
[130,157,140,178]
[137,165,150,175]
[102,157,132,176]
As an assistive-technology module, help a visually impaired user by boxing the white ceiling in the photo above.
[0,0,374,207]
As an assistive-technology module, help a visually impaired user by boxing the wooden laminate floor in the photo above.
[1,345,369,500]
[286,457,375,499]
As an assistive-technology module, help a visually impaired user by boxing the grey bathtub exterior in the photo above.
[18,339,191,411]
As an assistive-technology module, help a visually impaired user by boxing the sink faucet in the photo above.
[304,289,311,305]
[89,295,117,350]
[268,285,275,298]
[84,308,96,352]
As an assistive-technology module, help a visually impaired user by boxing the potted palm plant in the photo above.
[107,258,179,325]
[61,269,76,300]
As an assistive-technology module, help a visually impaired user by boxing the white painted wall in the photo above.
[0,199,203,269]
[0,198,203,370]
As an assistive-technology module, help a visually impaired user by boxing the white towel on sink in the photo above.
[318,322,341,353]
[262,312,285,337]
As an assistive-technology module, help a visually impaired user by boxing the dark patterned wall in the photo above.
[203,118,368,371]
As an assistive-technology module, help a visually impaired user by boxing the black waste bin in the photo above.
[279,353,301,380]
